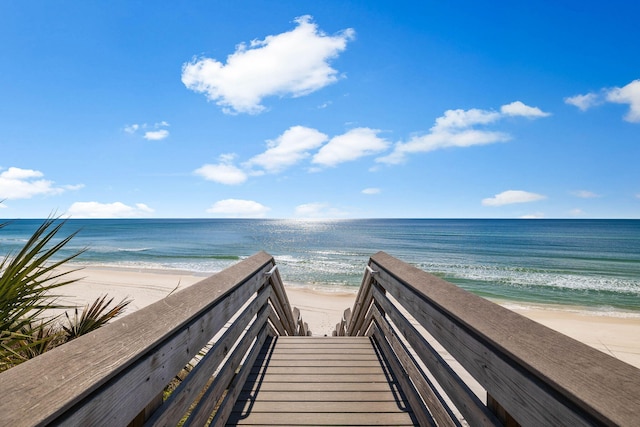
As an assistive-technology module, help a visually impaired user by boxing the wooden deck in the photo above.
[228,336,417,426]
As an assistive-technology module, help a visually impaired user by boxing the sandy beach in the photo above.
[52,266,640,369]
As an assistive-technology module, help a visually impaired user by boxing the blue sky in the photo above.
[1,1,639,219]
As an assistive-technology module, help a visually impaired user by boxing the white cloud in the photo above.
[312,128,389,167]
[377,101,548,165]
[124,124,140,134]
[565,79,640,122]
[432,108,501,132]
[569,208,586,216]
[606,79,640,123]
[377,129,510,165]
[362,188,381,195]
[125,121,170,140]
[564,93,601,111]
[572,190,600,198]
[67,202,154,218]
[246,126,328,173]
[293,202,348,218]
[0,167,80,200]
[206,199,270,218]
[144,129,170,141]
[181,15,355,114]
[482,190,547,206]
[500,101,551,118]
[2,167,43,180]
[64,184,86,191]
[194,155,248,185]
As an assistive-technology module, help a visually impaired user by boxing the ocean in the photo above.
[1,218,639,314]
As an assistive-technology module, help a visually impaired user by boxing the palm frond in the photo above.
[0,217,85,370]
[62,295,132,340]
[0,322,63,370]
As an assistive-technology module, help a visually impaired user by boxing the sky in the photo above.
[1,1,639,219]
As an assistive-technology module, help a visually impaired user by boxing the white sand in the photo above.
[507,304,640,368]
[52,266,640,369]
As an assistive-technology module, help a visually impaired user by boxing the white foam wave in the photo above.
[425,262,640,295]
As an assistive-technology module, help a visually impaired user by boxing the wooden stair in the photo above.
[228,336,416,426]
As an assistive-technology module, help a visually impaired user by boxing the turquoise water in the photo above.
[1,219,639,312]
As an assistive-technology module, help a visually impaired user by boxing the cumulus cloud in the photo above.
[565,79,640,122]
[125,121,170,140]
[432,108,502,131]
[312,128,389,168]
[124,124,140,134]
[564,93,601,111]
[572,190,600,198]
[181,15,355,114]
[67,202,154,218]
[144,129,170,141]
[482,190,546,206]
[196,126,391,185]
[194,154,248,185]
[377,101,549,164]
[0,167,80,200]
[500,101,551,118]
[606,79,640,122]
[245,126,328,173]
[362,188,381,195]
[377,129,509,165]
[206,199,270,218]
[294,202,348,218]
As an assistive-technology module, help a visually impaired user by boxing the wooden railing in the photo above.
[336,251,640,426]
[3,251,639,426]
[0,251,308,426]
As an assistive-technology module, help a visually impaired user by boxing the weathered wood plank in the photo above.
[268,267,297,334]
[261,347,374,355]
[147,288,272,426]
[370,251,640,426]
[229,333,417,426]
[227,411,416,426]
[260,359,382,367]
[267,306,287,336]
[274,339,371,345]
[257,352,380,361]
[242,381,399,393]
[371,325,433,427]
[182,323,272,426]
[208,329,272,427]
[241,374,392,383]
[346,266,375,336]
[233,400,412,413]
[272,344,373,349]
[372,282,499,427]
[249,366,385,375]
[371,303,457,427]
[0,252,276,427]
[267,285,291,336]
[237,390,408,401]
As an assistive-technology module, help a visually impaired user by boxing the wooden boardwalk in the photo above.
[2,251,640,426]
[227,336,417,426]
